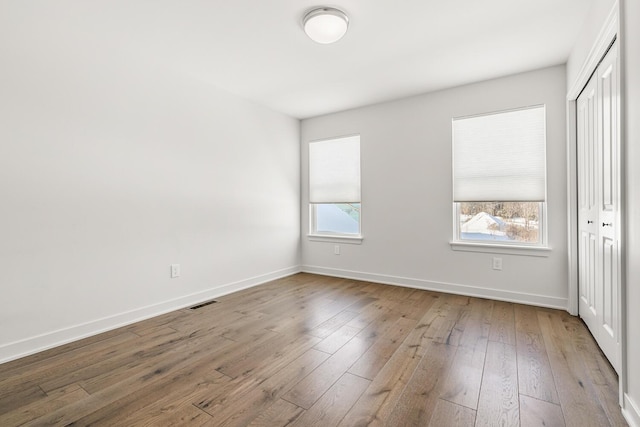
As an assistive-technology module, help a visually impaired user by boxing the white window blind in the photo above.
[309,135,360,204]
[452,105,546,202]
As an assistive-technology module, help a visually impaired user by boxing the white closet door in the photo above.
[595,42,620,371]
[577,40,621,374]
[577,76,599,337]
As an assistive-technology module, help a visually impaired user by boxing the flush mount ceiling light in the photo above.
[303,7,349,44]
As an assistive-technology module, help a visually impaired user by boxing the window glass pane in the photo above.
[459,202,540,244]
[315,203,360,234]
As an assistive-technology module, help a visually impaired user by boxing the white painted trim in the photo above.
[565,2,619,316]
[623,393,640,427]
[449,241,551,257]
[619,0,630,408]
[308,234,363,244]
[0,266,301,364]
[566,100,579,315]
[567,1,619,99]
[302,265,567,310]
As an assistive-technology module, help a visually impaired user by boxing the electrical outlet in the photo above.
[171,264,180,278]
[334,245,340,255]
[492,257,503,271]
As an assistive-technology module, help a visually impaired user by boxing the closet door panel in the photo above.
[576,40,620,374]
[577,77,599,333]
[595,43,620,371]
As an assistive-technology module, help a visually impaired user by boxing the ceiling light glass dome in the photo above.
[303,7,349,44]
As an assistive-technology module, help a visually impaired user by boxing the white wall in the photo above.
[301,66,568,308]
[0,5,300,362]
[622,0,640,424]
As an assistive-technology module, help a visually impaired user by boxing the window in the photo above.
[452,105,547,248]
[309,135,361,240]
[456,201,542,243]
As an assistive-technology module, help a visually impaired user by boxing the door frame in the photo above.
[565,1,625,404]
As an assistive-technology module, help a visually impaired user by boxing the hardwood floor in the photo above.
[0,273,626,426]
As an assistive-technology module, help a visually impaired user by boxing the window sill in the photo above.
[308,234,363,244]
[449,241,551,257]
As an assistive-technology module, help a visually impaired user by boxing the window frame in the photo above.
[308,203,363,244]
[307,134,363,244]
[450,201,550,256]
[450,105,550,256]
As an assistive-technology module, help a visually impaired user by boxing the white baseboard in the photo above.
[301,265,568,310]
[624,393,640,427]
[0,266,301,364]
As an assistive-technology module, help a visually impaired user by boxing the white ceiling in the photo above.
[2,1,595,119]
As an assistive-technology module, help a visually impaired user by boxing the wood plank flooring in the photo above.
[0,273,626,426]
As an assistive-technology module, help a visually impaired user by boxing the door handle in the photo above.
[587,220,593,224]
[603,222,613,227]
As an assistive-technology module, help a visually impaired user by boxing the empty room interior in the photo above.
[1,1,639,426]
